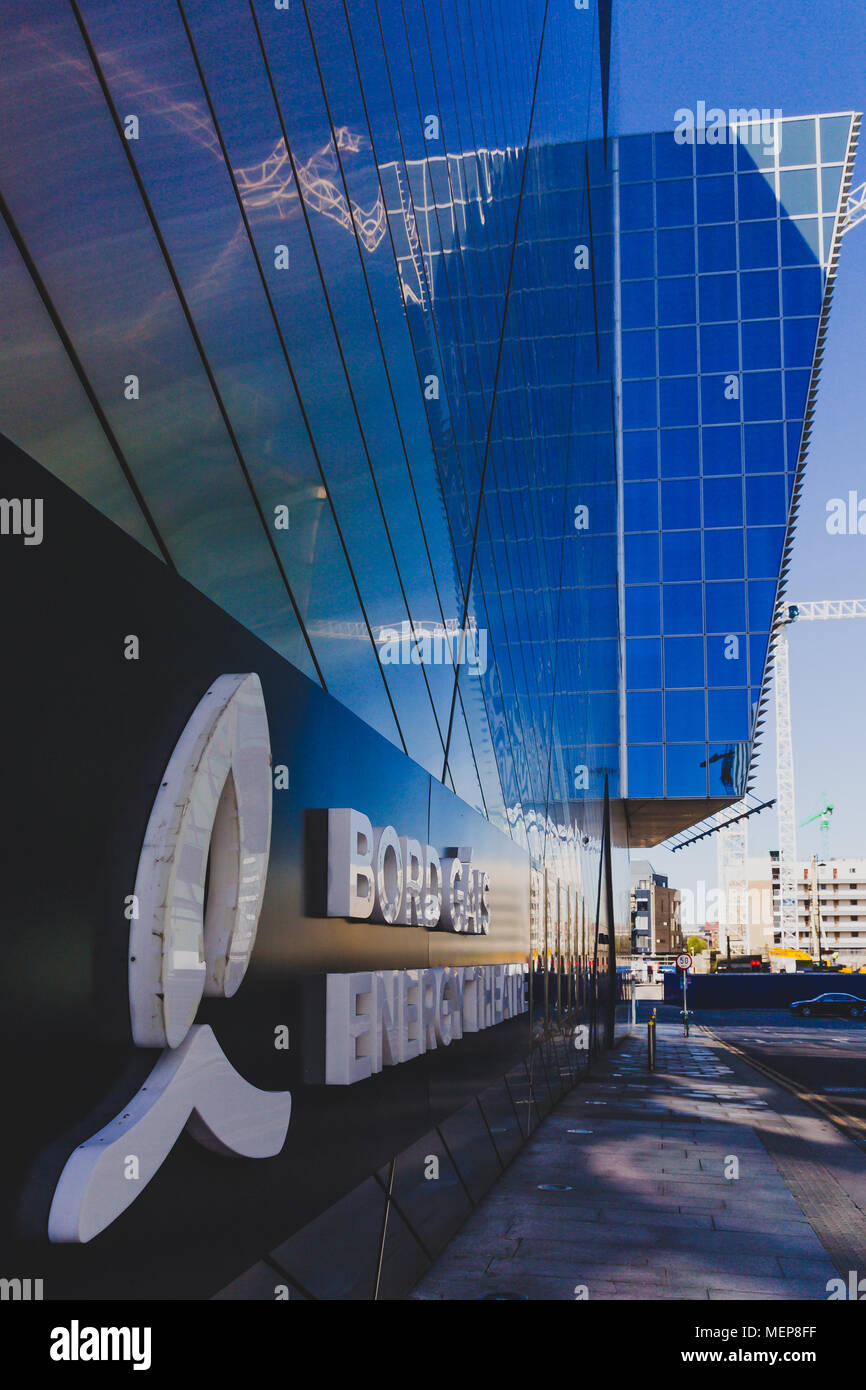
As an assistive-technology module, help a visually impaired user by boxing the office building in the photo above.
[0,0,857,1298]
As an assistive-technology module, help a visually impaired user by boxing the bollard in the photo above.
[647,1013,656,1072]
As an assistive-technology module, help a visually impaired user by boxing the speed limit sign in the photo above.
[675,952,693,971]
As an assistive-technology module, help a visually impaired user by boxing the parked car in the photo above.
[790,992,865,1019]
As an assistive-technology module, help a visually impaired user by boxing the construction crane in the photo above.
[800,801,834,860]
[775,601,866,949]
[841,181,866,235]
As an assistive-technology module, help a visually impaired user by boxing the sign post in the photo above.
[676,952,693,1036]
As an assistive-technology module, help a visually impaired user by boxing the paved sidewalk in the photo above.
[411,1023,866,1300]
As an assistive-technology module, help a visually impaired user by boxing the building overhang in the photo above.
[621,797,738,848]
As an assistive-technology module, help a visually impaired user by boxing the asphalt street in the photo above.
[641,1003,866,1151]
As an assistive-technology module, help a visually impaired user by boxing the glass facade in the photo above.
[0,7,855,861]
[0,0,624,940]
[618,114,858,804]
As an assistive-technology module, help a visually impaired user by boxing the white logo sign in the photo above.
[48,674,292,1244]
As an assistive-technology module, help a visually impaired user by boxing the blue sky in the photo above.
[612,0,866,916]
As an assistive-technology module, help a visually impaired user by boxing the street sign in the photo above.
[675,952,693,971]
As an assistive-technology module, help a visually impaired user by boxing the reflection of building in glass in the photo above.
[630,860,683,957]
[618,116,859,826]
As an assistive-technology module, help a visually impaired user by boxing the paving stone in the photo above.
[410,1024,864,1302]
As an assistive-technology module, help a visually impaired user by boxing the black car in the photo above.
[790,992,865,1019]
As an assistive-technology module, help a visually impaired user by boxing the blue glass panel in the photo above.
[585,642,619,689]
[705,530,745,580]
[783,267,823,316]
[663,583,703,633]
[660,428,699,478]
[659,326,697,375]
[593,233,615,282]
[703,476,743,527]
[665,636,704,686]
[589,484,618,532]
[742,319,781,370]
[623,378,657,428]
[666,744,707,796]
[621,183,654,231]
[695,141,734,175]
[739,221,779,269]
[656,180,694,227]
[699,273,739,322]
[779,167,819,217]
[655,132,695,179]
[700,321,739,372]
[701,425,741,475]
[697,176,735,223]
[626,532,661,582]
[627,637,662,688]
[660,376,698,426]
[736,129,776,171]
[744,422,785,472]
[707,634,747,685]
[698,223,737,272]
[750,634,773,684]
[658,277,696,325]
[747,526,785,577]
[626,586,661,635]
[622,280,655,328]
[628,744,664,797]
[665,690,706,741]
[623,430,659,479]
[787,420,805,466]
[706,581,746,632]
[621,231,655,279]
[748,580,778,631]
[701,373,742,425]
[743,371,783,421]
[820,115,852,164]
[780,217,820,265]
[662,529,702,580]
[785,369,811,419]
[620,134,655,182]
[625,481,659,530]
[707,743,744,797]
[779,117,817,167]
[591,586,621,630]
[708,688,750,741]
[628,691,663,741]
[657,227,695,275]
[821,165,844,215]
[746,474,787,525]
[737,173,778,220]
[662,478,700,528]
[622,329,657,378]
[740,271,779,318]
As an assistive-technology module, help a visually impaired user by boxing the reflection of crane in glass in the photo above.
[31,27,506,317]
[235,127,386,252]
[28,31,386,249]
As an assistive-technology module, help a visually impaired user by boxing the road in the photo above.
[638,1003,866,1152]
